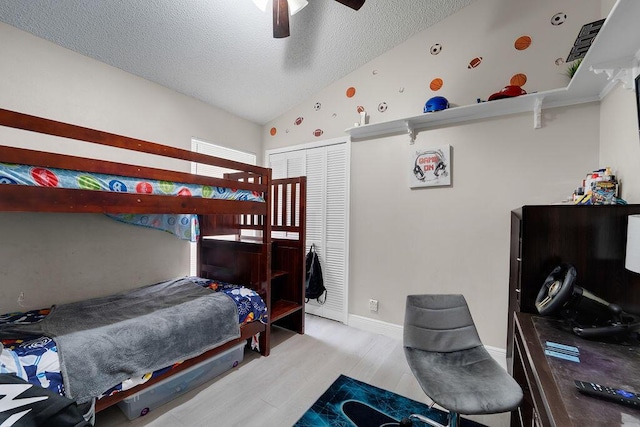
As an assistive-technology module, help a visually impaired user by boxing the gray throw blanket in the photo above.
[0,277,240,404]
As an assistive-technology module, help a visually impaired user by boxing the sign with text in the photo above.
[409,144,451,188]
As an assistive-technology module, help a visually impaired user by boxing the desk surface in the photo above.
[515,313,640,426]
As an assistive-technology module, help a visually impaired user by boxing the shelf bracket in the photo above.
[405,121,416,144]
[533,97,543,129]
[590,54,640,90]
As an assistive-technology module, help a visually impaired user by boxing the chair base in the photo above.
[405,411,460,427]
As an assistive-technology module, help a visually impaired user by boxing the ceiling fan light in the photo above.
[252,0,269,13]
[289,0,308,15]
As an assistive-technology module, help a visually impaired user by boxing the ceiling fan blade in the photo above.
[273,0,290,38]
[334,0,365,11]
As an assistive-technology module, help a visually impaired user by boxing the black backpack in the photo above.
[305,244,326,304]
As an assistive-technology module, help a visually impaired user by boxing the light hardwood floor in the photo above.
[96,314,510,426]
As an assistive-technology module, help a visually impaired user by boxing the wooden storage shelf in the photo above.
[271,299,303,323]
[271,270,288,280]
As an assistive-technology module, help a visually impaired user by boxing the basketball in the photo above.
[346,87,356,98]
[510,73,527,87]
[514,35,532,50]
[430,78,443,91]
[270,127,277,136]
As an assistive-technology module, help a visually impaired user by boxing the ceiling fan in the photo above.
[254,0,366,38]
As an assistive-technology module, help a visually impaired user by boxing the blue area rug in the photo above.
[294,375,486,427]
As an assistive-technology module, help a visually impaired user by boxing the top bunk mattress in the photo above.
[0,162,265,202]
[0,109,271,228]
[0,163,265,241]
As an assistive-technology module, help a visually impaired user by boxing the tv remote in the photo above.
[575,380,640,408]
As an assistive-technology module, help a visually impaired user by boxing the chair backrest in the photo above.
[404,294,482,353]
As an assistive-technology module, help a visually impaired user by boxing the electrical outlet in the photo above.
[369,299,379,312]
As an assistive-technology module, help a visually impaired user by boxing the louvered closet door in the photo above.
[268,143,348,323]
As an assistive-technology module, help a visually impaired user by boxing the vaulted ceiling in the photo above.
[0,0,475,124]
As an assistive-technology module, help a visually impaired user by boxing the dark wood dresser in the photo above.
[507,204,640,426]
[507,204,640,368]
[512,312,640,426]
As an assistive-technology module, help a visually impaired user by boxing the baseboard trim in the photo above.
[347,314,507,369]
[348,314,404,340]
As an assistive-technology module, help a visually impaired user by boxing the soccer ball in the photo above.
[551,12,566,26]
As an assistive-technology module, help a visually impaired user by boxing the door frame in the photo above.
[265,136,351,324]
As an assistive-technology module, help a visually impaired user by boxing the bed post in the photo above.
[260,168,273,356]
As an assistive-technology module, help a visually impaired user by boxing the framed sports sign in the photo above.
[409,144,451,188]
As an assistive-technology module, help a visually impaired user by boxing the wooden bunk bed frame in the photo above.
[0,108,307,413]
[198,175,307,359]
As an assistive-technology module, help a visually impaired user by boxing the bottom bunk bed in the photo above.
[0,276,268,423]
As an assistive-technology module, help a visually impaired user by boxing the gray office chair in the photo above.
[403,294,522,427]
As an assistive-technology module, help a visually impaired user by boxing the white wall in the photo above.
[348,104,599,347]
[263,0,604,349]
[0,23,262,313]
[264,0,601,146]
[599,82,640,203]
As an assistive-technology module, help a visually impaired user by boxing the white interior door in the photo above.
[268,140,349,323]
[190,139,256,275]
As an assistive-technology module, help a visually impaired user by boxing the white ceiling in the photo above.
[0,0,475,125]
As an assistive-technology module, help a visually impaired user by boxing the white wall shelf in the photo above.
[346,0,640,143]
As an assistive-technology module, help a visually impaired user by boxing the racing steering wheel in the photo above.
[535,263,577,316]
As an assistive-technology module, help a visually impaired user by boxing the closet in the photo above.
[267,139,349,323]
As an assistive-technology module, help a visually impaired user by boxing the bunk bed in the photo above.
[0,108,307,418]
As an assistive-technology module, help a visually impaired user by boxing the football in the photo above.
[468,57,482,69]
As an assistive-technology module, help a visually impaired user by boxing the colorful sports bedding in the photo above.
[0,163,265,241]
[0,277,266,400]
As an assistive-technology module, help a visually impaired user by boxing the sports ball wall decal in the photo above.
[551,12,567,25]
[346,87,356,98]
[429,78,443,91]
[514,35,532,50]
[468,57,482,69]
[510,73,527,86]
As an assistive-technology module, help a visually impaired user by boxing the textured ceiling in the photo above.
[0,0,475,124]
